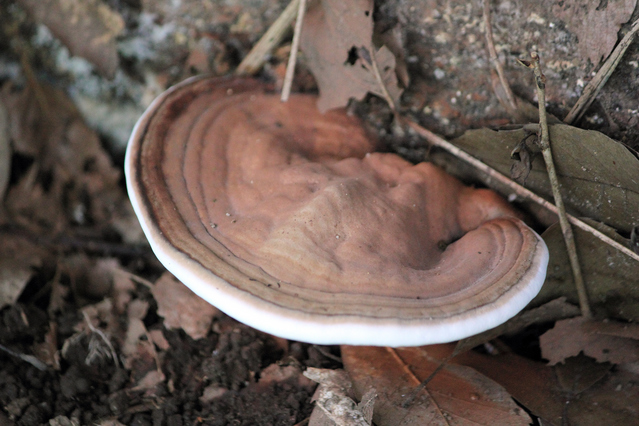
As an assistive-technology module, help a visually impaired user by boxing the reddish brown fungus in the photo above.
[126,76,548,346]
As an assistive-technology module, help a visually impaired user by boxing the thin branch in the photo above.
[401,353,453,409]
[482,0,518,114]
[564,18,639,124]
[368,44,397,113]
[402,118,639,264]
[281,0,307,102]
[393,347,450,424]
[527,52,591,319]
[312,345,343,364]
[82,310,120,368]
[236,0,300,76]
[113,268,155,289]
[0,343,48,371]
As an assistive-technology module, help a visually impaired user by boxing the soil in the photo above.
[0,295,337,426]
[0,0,638,425]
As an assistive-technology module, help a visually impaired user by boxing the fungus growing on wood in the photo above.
[125,76,548,347]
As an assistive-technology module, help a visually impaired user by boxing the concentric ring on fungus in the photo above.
[125,76,548,347]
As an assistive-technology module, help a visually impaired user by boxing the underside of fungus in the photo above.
[125,76,549,347]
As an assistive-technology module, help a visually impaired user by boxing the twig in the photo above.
[564,18,639,124]
[0,343,49,371]
[281,0,307,102]
[82,310,121,368]
[482,0,518,114]
[367,44,397,113]
[236,0,300,76]
[113,268,155,289]
[312,345,343,364]
[523,52,591,318]
[402,119,639,264]
[401,353,453,408]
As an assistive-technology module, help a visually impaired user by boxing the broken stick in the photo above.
[522,52,592,319]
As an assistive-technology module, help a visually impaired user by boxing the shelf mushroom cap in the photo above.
[125,76,549,347]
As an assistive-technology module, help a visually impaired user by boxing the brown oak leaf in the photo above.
[300,0,402,112]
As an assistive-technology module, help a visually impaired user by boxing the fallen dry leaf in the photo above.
[111,269,136,314]
[0,259,33,310]
[300,0,402,112]
[61,301,119,369]
[377,24,409,88]
[304,367,372,426]
[122,299,150,366]
[451,125,639,234]
[32,321,61,370]
[148,329,170,351]
[200,385,228,404]
[0,234,46,309]
[341,346,531,425]
[131,369,165,391]
[17,0,124,78]
[540,316,639,365]
[553,0,637,66]
[563,366,639,426]
[536,220,639,321]
[421,344,565,425]
[122,316,158,374]
[553,354,612,395]
[428,343,639,426]
[509,133,539,184]
[1,82,123,235]
[595,320,639,339]
[151,272,221,340]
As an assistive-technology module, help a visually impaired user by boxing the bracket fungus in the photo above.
[125,76,549,347]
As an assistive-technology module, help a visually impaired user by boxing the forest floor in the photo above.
[1,0,639,425]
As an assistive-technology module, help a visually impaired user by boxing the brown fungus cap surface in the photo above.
[125,76,548,347]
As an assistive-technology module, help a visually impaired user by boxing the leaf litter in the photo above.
[540,316,639,365]
[0,73,318,425]
[341,345,531,426]
[304,367,374,426]
[424,343,639,426]
[536,219,639,321]
[2,0,639,424]
[16,0,124,78]
[451,124,639,233]
[300,0,403,112]
[151,272,222,340]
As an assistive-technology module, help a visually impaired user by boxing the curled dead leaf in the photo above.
[451,125,639,234]
[540,316,639,365]
[536,220,639,321]
[304,368,372,426]
[341,346,531,426]
[151,273,221,340]
[300,0,402,112]
[17,0,124,78]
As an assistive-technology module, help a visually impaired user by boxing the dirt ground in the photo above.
[0,0,638,425]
